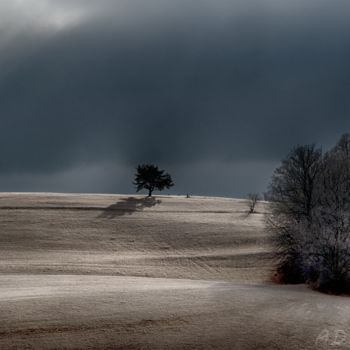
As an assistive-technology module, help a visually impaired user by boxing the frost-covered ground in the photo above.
[0,193,348,349]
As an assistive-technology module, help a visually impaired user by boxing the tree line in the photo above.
[267,133,350,294]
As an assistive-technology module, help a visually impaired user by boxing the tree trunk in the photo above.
[148,189,152,197]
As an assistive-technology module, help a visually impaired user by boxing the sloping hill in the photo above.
[0,193,272,282]
[0,193,347,349]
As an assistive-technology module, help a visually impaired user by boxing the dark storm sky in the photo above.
[1,0,350,197]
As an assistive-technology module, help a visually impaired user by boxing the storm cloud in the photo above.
[0,0,350,197]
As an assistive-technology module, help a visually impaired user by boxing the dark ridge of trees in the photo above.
[268,135,350,294]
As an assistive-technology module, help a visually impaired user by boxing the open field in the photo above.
[0,193,349,349]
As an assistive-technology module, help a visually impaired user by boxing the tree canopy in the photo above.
[133,164,174,197]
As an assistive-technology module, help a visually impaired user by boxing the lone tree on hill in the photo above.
[133,164,174,197]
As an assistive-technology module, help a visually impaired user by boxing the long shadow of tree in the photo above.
[98,197,161,219]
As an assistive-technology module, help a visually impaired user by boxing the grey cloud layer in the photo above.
[0,0,350,195]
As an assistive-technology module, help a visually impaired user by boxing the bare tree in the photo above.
[267,144,323,284]
[308,149,350,292]
[247,193,260,213]
[332,133,350,157]
[268,144,322,222]
[267,136,350,293]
